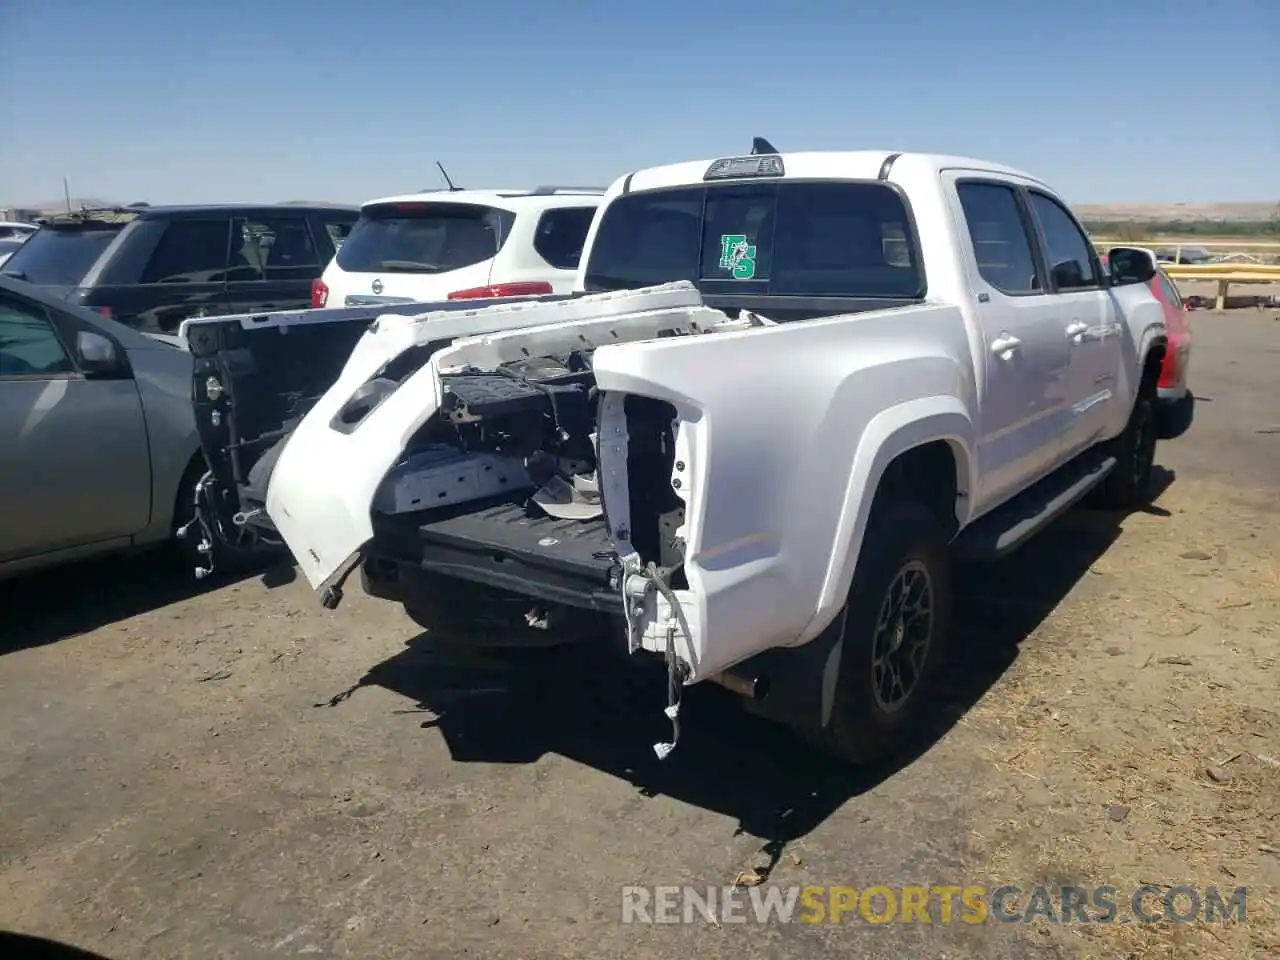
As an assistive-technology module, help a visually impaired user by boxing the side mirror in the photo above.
[76,330,119,372]
[1107,246,1157,286]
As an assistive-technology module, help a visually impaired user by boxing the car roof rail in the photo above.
[526,185,607,196]
[38,205,142,225]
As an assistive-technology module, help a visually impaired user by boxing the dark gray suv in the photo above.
[1,203,357,333]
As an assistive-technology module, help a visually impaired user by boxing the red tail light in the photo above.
[447,281,554,300]
[311,277,329,308]
[92,306,113,319]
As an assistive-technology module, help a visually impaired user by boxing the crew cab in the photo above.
[184,145,1170,765]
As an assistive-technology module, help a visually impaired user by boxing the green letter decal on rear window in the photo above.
[718,234,757,280]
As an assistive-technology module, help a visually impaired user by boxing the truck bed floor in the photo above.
[414,496,621,610]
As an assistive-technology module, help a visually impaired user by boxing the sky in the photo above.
[1,0,1276,208]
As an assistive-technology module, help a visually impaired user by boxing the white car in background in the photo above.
[311,187,603,307]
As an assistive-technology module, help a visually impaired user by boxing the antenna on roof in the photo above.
[436,160,463,192]
[751,137,779,155]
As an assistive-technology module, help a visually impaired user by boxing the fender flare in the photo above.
[797,394,977,649]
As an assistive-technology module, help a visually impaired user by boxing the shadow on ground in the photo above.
[0,931,114,959]
[0,548,291,656]
[320,469,1176,872]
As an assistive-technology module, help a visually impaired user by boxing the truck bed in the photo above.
[408,495,621,611]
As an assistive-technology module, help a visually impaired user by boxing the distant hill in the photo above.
[1074,201,1278,223]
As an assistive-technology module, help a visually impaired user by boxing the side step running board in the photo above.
[953,455,1116,561]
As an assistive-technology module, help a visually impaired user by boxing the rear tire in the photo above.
[811,500,952,765]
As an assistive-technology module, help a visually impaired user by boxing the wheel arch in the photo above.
[1140,334,1168,392]
[800,395,976,649]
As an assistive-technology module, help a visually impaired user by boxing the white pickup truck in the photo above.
[183,145,1170,764]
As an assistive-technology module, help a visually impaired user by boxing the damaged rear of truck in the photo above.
[188,148,994,764]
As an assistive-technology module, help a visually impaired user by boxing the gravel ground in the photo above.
[2,310,1278,960]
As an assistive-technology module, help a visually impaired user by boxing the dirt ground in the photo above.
[2,311,1278,960]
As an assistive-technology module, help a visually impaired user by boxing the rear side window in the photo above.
[336,202,515,274]
[1027,191,1100,291]
[321,218,353,253]
[0,225,122,285]
[956,182,1042,294]
[229,217,320,280]
[583,190,702,289]
[533,207,596,270]
[583,181,922,299]
[140,219,231,283]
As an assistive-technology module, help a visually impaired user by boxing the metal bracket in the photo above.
[319,552,363,610]
[621,557,652,653]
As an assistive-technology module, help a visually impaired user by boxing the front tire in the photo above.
[1093,383,1158,508]
[813,500,953,765]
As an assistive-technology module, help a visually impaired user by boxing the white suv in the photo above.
[312,187,603,307]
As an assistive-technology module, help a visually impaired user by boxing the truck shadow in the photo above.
[0,931,114,959]
[0,550,288,656]
[328,467,1175,874]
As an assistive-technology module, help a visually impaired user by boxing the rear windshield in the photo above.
[583,180,923,300]
[0,223,123,285]
[335,202,515,274]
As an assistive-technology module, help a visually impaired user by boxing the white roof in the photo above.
[615,150,1050,195]
[359,188,605,210]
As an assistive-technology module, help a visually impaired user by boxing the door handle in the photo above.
[990,334,1021,357]
[1066,321,1089,342]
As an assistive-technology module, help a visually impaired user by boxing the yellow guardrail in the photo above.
[1160,262,1280,309]
[1163,262,1280,279]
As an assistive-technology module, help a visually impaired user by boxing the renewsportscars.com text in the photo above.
[620,884,1248,925]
